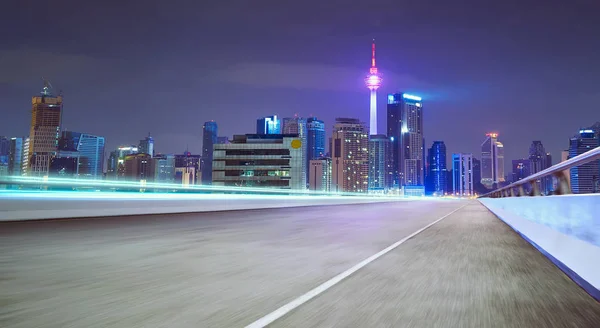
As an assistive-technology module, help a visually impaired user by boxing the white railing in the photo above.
[480,146,600,198]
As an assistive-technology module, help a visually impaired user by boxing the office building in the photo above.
[8,137,25,176]
[529,141,552,194]
[123,153,153,181]
[481,133,505,188]
[283,116,308,185]
[60,131,105,178]
[426,141,447,196]
[387,93,425,189]
[153,154,176,183]
[256,115,281,134]
[512,159,531,183]
[453,153,474,196]
[202,121,218,184]
[28,81,62,176]
[175,152,201,185]
[569,128,600,193]
[0,137,9,176]
[107,145,138,178]
[331,118,369,193]
[307,117,326,161]
[212,134,305,189]
[368,135,390,192]
[138,135,154,158]
[309,158,332,192]
[216,136,229,144]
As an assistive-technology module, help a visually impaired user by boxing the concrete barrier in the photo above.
[0,191,410,221]
[479,195,600,300]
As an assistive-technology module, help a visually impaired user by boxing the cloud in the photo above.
[0,48,103,85]
[216,62,427,93]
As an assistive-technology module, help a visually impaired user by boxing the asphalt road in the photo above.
[1,200,599,327]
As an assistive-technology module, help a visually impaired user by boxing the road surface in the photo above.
[1,200,599,327]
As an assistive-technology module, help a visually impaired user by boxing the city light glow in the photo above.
[402,94,422,101]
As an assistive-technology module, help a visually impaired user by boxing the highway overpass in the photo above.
[1,190,600,327]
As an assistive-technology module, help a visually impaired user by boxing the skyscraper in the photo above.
[0,137,9,176]
[331,118,369,193]
[202,121,218,184]
[153,154,176,183]
[529,141,552,194]
[481,133,505,188]
[139,135,154,157]
[387,93,425,189]
[427,141,447,196]
[368,135,390,192]
[282,116,308,185]
[59,131,105,178]
[28,81,62,176]
[453,153,474,196]
[8,137,25,176]
[365,39,382,135]
[307,117,326,161]
[107,145,138,178]
[569,128,600,194]
[256,115,281,134]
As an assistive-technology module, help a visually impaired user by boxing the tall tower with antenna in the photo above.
[365,39,382,135]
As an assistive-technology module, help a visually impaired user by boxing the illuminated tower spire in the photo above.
[365,39,382,135]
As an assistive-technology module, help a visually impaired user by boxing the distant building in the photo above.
[472,157,487,195]
[282,117,308,186]
[107,146,138,178]
[331,118,369,193]
[256,115,281,134]
[368,135,390,192]
[175,152,201,185]
[49,154,79,177]
[60,131,105,178]
[453,153,474,196]
[21,138,30,175]
[569,128,600,193]
[426,141,447,195]
[529,141,552,194]
[0,137,9,176]
[216,136,229,144]
[307,117,326,161]
[28,81,62,176]
[123,153,153,181]
[8,137,25,176]
[387,93,424,188]
[138,135,154,158]
[512,159,531,183]
[202,121,218,184]
[481,133,505,188]
[213,134,305,189]
[153,154,175,183]
[309,158,332,192]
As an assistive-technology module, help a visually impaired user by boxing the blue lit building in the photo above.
[0,136,9,176]
[569,127,600,194]
[368,135,391,192]
[256,115,281,134]
[60,131,105,178]
[139,135,154,158]
[202,121,218,184]
[387,93,425,189]
[154,154,176,183]
[307,117,326,161]
[8,137,25,176]
[426,141,447,196]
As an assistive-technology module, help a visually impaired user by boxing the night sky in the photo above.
[2,0,599,171]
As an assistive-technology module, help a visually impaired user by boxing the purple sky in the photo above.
[2,0,600,172]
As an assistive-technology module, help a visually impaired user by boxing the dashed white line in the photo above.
[244,203,469,328]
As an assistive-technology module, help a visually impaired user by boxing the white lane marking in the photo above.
[245,203,469,328]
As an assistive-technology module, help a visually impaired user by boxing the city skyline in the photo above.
[2,2,600,173]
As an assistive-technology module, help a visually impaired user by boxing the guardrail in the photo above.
[0,176,400,198]
[480,146,600,198]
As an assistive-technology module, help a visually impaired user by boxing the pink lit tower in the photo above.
[365,39,382,135]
